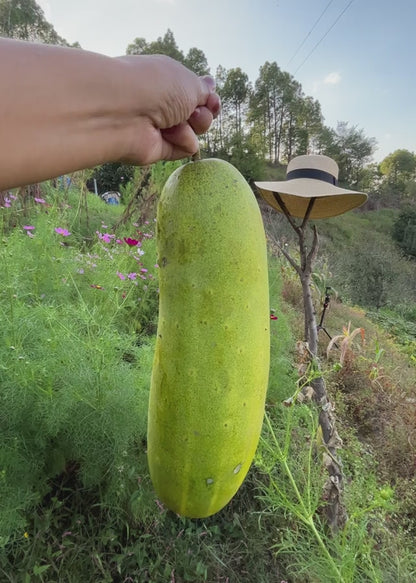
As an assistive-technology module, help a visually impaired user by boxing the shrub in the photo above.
[89,162,135,194]
[392,206,416,257]
[331,232,414,310]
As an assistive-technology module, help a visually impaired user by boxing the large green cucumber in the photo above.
[147,158,270,518]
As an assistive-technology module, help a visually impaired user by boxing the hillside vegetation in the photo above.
[0,173,415,582]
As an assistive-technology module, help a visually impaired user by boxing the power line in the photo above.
[293,0,356,75]
[287,0,336,66]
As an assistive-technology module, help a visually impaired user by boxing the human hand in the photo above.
[116,55,221,165]
[0,41,221,190]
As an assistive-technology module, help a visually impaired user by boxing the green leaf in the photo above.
[33,564,51,576]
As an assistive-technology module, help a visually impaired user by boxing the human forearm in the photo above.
[0,39,220,190]
[0,38,139,189]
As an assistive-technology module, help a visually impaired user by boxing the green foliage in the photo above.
[150,159,183,192]
[319,121,377,188]
[89,162,135,195]
[42,182,126,245]
[267,257,298,402]
[380,149,416,182]
[0,190,158,546]
[0,0,77,45]
[250,62,292,163]
[392,206,416,256]
[221,67,249,135]
[225,134,265,183]
[366,308,416,347]
[256,379,414,583]
[126,28,181,60]
[328,225,416,311]
[125,28,210,76]
[184,47,210,75]
[375,150,416,206]
[2,178,416,581]
[334,233,395,309]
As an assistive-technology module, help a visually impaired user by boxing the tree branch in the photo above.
[280,244,302,275]
[301,197,316,230]
[306,224,319,268]
[273,193,300,234]
[268,233,301,275]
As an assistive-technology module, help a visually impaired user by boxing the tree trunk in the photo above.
[270,194,346,532]
[300,265,317,354]
[300,263,346,531]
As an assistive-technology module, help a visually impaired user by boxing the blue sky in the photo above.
[37,0,415,162]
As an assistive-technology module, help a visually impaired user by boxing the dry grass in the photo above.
[273,261,416,534]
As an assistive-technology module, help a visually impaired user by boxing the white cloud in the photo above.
[309,72,341,96]
[324,72,341,85]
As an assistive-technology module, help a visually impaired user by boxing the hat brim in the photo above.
[255,178,368,219]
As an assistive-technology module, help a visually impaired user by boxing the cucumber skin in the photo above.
[147,158,270,518]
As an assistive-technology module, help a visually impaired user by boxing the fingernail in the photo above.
[202,75,216,93]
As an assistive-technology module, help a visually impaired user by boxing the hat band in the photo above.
[286,167,338,186]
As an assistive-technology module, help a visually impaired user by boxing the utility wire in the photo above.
[293,0,356,75]
[287,0,336,66]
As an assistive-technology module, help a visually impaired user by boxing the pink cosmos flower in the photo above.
[124,237,140,247]
[98,232,115,243]
[23,225,35,230]
[116,271,126,280]
[34,197,46,204]
[55,227,71,236]
[127,272,137,280]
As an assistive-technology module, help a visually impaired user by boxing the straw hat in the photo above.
[255,154,367,219]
